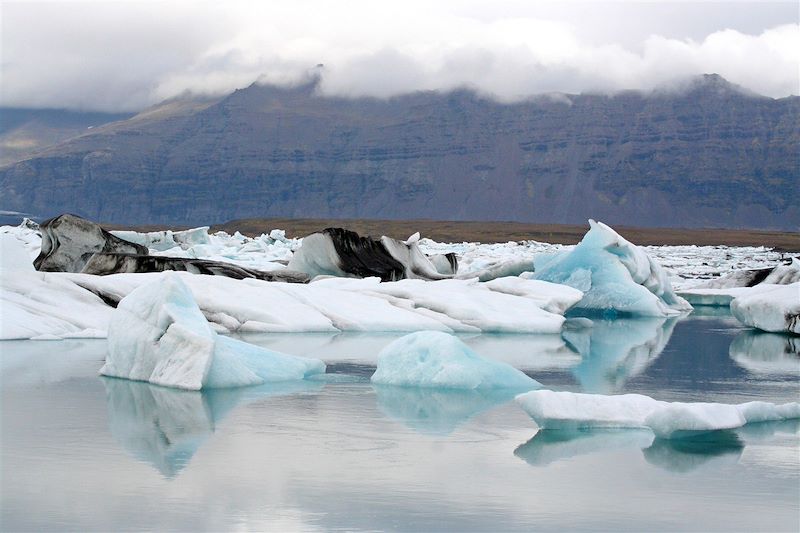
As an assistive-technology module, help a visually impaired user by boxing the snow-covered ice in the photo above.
[531,220,692,317]
[2,219,797,339]
[516,390,800,438]
[371,331,541,390]
[100,274,325,390]
[730,282,800,334]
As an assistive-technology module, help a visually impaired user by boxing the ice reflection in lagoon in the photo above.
[2,316,799,531]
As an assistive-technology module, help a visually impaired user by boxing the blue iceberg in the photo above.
[533,220,691,317]
[370,331,541,390]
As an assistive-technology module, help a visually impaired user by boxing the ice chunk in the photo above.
[1,270,113,340]
[111,226,211,251]
[100,273,325,390]
[371,331,541,390]
[691,257,800,289]
[0,233,35,272]
[207,336,325,388]
[516,390,800,438]
[532,220,691,316]
[484,277,583,315]
[730,282,800,334]
[288,228,451,281]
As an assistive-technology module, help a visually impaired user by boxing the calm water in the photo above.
[1,312,799,531]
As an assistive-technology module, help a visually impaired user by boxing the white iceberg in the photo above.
[483,277,583,315]
[100,273,325,390]
[730,282,800,334]
[111,226,211,252]
[689,257,800,289]
[371,331,541,390]
[532,220,691,317]
[515,390,800,438]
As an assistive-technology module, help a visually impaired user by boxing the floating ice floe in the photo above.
[532,220,692,317]
[288,228,452,281]
[2,268,577,339]
[515,390,800,439]
[1,233,112,339]
[100,274,325,390]
[688,257,800,289]
[678,259,800,307]
[371,331,541,390]
[730,282,800,334]
[111,226,212,252]
[312,277,574,333]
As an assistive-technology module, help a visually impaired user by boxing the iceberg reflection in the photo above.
[642,431,744,473]
[103,377,323,477]
[373,385,519,435]
[729,330,800,375]
[565,317,678,393]
[515,428,745,473]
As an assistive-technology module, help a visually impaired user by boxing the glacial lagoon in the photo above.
[2,312,798,531]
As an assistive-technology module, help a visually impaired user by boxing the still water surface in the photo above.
[1,313,798,531]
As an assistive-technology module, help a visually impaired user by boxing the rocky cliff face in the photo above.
[1,74,797,229]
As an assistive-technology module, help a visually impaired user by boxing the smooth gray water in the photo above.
[1,313,799,531]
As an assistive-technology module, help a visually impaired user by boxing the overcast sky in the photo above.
[1,1,798,111]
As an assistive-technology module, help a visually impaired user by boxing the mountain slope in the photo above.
[1,74,797,229]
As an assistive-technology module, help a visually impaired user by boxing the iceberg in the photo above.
[110,226,211,252]
[483,277,583,315]
[100,273,325,390]
[288,227,451,281]
[370,331,541,390]
[515,390,800,438]
[730,282,800,334]
[532,220,691,317]
[690,257,800,289]
[1,233,35,272]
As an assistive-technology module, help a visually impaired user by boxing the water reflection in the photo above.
[102,378,323,477]
[642,431,744,473]
[373,385,519,435]
[729,330,800,375]
[515,428,746,473]
[564,318,679,393]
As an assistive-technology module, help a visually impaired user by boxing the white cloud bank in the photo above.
[1,1,798,111]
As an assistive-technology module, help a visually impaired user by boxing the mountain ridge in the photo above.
[2,74,797,230]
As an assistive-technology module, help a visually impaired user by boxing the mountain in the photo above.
[1,74,798,229]
[0,108,133,166]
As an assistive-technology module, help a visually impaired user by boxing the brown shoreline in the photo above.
[105,218,800,251]
[213,218,800,251]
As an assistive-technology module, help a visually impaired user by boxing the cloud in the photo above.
[1,1,798,111]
